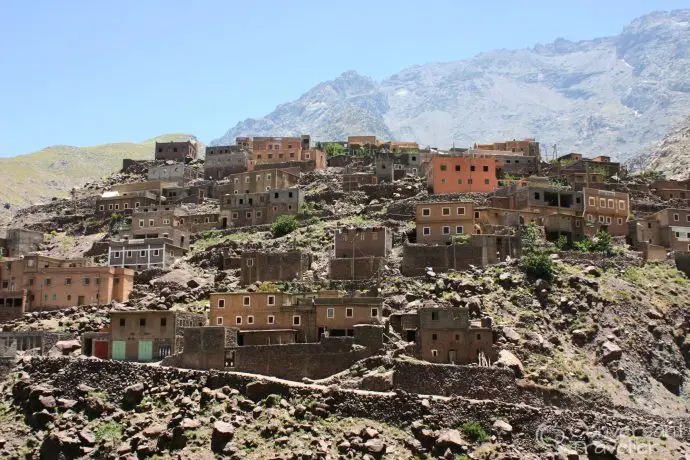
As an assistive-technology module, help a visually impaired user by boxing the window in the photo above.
[675,232,680,238]
[483,165,489,172]
[153,249,159,257]
[442,226,450,235]
[423,227,430,236]
[293,315,301,326]
[267,295,275,306]
[617,218,623,225]
[440,164,447,171]
[455,334,460,340]
[422,208,430,216]
[674,213,680,222]
[108,204,113,210]
[457,178,463,185]
[135,202,140,208]
[114,278,120,285]
[65,277,72,285]
[431,350,438,357]
[470,165,476,172]
[163,219,170,225]
[243,296,250,306]
[575,220,581,228]
[113,251,121,258]
[442,207,450,216]
[599,215,605,223]
[432,333,437,340]
[484,179,489,185]
[607,199,614,208]
[605,216,612,224]
[218,299,225,308]
[474,211,480,219]
[140,250,146,257]
[126,251,132,258]
[456,226,464,234]
[123,203,129,209]
[99,205,104,211]
[246,212,252,218]
[687,215,690,223]
[114,204,119,210]
[534,192,541,200]
[232,212,239,219]
[431,311,439,321]
[256,211,262,218]
[139,220,144,227]
[266,173,271,180]
[149,219,154,227]
[120,318,125,327]
[267,315,275,324]
[140,318,146,327]
[371,308,378,318]
[455,165,461,172]
[327,308,335,318]
[599,198,606,208]
[83,278,90,286]
[588,214,594,223]
[441,178,446,184]
[345,308,353,318]
[467,179,473,185]
[589,197,596,207]
[247,316,254,324]
[235,316,242,325]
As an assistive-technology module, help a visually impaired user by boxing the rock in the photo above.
[181,418,200,430]
[492,420,512,435]
[360,370,394,392]
[360,427,379,440]
[584,266,601,277]
[76,384,95,396]
[123,382,146,409]
[646,309,663,320]
[53,339,81,354]
[502,327,521,343]
[187,279,200,289]
[658,368,683,394]
[143,424,166,438]
[363,438,386,456]
[435,429,468,452]
[38,395,57,410]
[212,421,235,452]
[599,341,622,364]
[571,329,591,346]
[495,350,525,378]
[32,410,55,429]
[57,398,77,410]
[337,440,351,452]
[245,380,289,402]
[557,445,580,460]
[78,429,96,447]
[84,396,106,417]
[170,426,187,449]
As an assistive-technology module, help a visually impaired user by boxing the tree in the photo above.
[271,215,299,237]
[324,143,345,158]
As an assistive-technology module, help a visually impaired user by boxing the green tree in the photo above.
[324,143,345,158]
[271,215,299,237]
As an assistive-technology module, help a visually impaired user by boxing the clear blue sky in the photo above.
[1,0,688,156]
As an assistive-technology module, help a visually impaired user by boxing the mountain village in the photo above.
[0,134,689,458]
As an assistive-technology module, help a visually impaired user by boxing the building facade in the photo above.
[147,163,200,184]
[154,141,198,161]
[628,208,690,252]
[425,155,498,194]
[415,201,476,244]
[127,206,190,249]
[108,238,186,270]
[240,250,312,285]
[217,169,299,196]
[582,188,629,236]
[0,229,43,257]
[219,188,302,228]
[203,148,253,180]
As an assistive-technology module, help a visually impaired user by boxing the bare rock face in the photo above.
[211,421,235,452]
[599,341,623,364]
[495,350,525,378]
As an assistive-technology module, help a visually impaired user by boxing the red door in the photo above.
[93,340,108,359]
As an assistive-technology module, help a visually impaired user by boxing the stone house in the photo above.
[240,250,312,285]
[186,212,220,234]
[0,331,73,356]
[154,140,198,161]
[109,310,206,362]
[107,238,186,270]
[0,228,43,257]
[415,306,495,365]
[330,227,391,280]
[216,169,299,196]
[415,201,477,244]
[218,188,302,228]
[474,138,540,160]
[204,147,254,180]
[0,290,27,323]
[554,153,621,183]
[247,136,325,169]
[342,173,377,191]
[466,149,539,176]
[582,188,630,237]
[0,255,133,318]
[127,205,190,249]
[628,208,690,252]
[96,191,159,215]
[425,154,499,194]
[494,184,584,216]
[313,295,383,338]
[650,178,690,200]
[147,163,200,185]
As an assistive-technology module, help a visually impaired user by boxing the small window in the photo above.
[607,199,614,209]
[345,308,353,318]
[599,215,605,223]
[293,315,301,326]
[470,165,476,172]
[99,205,104,211]
[431,349,438,357]
[65,277,72,285]
[139,318,146,327]
[674,214,680,222]
[456,226,464,234]
[126,251,132,258]
[422,208,430,216]
[431,311,439,321]
[267,295,275,306]
[371,308,378,318]
[454,165,460,172]
[432,333,437,340]
[483,165,488,172]
[457,178,463,185]
[457,207,465,215]
[474,211,479,219]
[442,207,450,216]
[140,250,146,257]
[617,218,623,225]
[83,277,90,285]
[442,226,450,235]
[423,227,430,236]
[218,299,225,308]
[67,295,72,301]
[235,316,242,325]
[135,202,140,208]
[589,197,596,207]
[247,315,254,324]
[119,318,125,327]
[149,219,154,226]
[139,220,144,227]
[153,249,160,257]
[216,317,223,325]
[606,216,612,224]
[327,308,335,318]
[484,179,489,185]
[113,251,121,258]
[246,259,254,267]
[534,192,540,200]
[243,296,250,306]
[599,198,606,208]
[467,179,473,185]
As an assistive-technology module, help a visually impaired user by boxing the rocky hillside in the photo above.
[0,134,201,224]
[628,116,690,179]
[214,10,690,162]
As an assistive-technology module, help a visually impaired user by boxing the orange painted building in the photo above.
[425,155,498,194]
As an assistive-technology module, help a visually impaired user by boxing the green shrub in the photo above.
[271,215,299,237]
[555,234,569,250]
[572,229,613,255]
[461,421,490,443]
[520,251,555,280]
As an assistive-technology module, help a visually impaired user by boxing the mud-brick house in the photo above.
[147,163,200,185]
[203,147,254,180]
[108,310,206,362]
[329,226,391,280]
[218,188,303,228]
[582,187,630,237]
[416,306,495,365]
[240,250,312,285]
[0,228,43,258]
[107,237,186,270]
[628,208,690,252]
[649,178,690,201]
[155,140,198,161]
[415,201,477,244]
[425,154,499,194]
[216,169,299,196]
[127,205,190,249]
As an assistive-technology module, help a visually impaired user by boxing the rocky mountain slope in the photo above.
[628,116,690,179]
[0,134,200,225]
[214,10,690,163]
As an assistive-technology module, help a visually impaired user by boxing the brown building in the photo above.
[204,148,254,180]
[109,310,206,361]
[108,238,186,270]
[187,212,220,234]
[628,208,690,252]
[650,179,690,200]
[474,138,540,160]
[425,154,499,194]
[217,169,299,196]
[342,173,377,191]
[0,255,133,319]
[127,205,190,249]
[219,188,302,228]
[313,295,383,338]
[0,229,44,257]
[415,201,476,244]
[240,250,312,285]
[415,307,494,365]
[330,227,391,280]
[155,141,198,161]
[96,191,159,214]
[147,163,200,185]
[582,188,629,236]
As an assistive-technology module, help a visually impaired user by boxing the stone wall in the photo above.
[329,257,386,280]
[676,252,690,277]
[179,327,237,370]
[234,337,371,380]
[642,243,668,262]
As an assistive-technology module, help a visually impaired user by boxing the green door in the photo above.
[112,341,126,360]
[137,340,153,361]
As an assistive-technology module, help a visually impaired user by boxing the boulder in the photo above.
[435,429,468,452]
[78,429,96,447]
[245,380,289,402]
[360,371,394,392]
[495,350,525,378]
[492,420,513,435]
[658,368,683,394]
[123,382,146,409]
[599,341,622,364]
[584,266,601,277]
[364,438,386,457]
[502,327,521,343]
[211,421,235,452]
[187,279,200,289]
[53,339,81,354]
